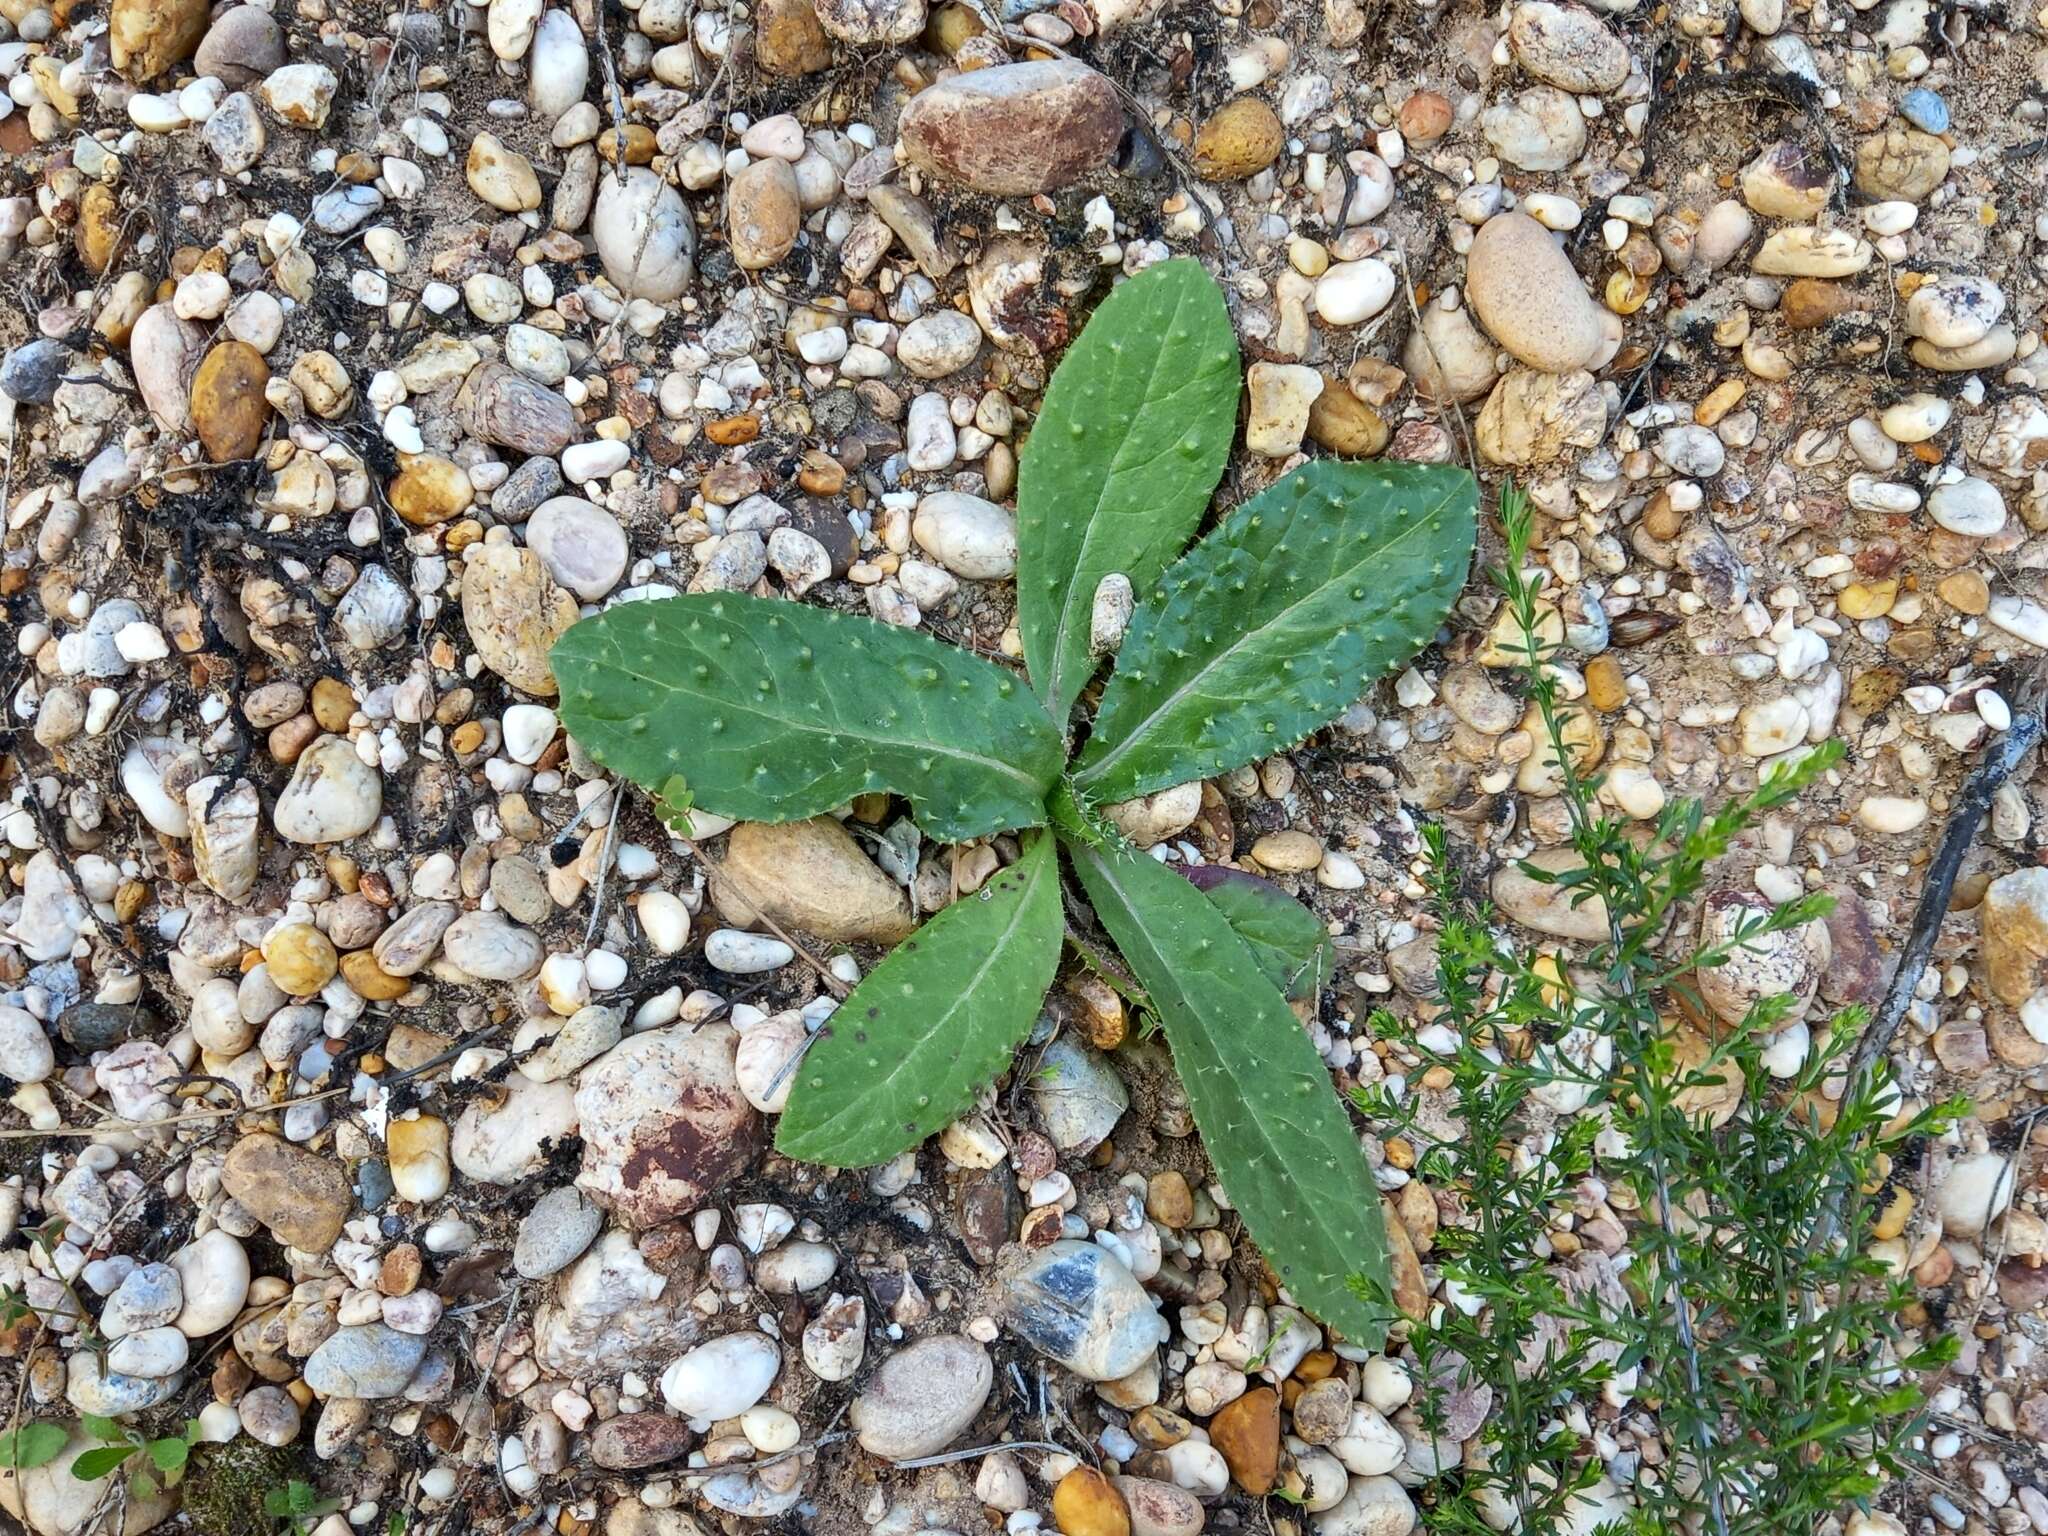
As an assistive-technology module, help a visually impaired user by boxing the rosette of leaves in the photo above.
[555,257,1476,1343]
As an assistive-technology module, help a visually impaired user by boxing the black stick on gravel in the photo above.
[1811,671,2046,1258]
[1842,689,2045,1094]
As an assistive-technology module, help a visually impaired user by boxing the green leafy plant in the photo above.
[555,257,1478,1342]
[265,1477,342,1534]
[73,1417,198,1482]
[0,1420,68,1470]
[11,1413,203,1487]
[1358,484,1956,1533]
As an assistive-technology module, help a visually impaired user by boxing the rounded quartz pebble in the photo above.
[514,1186,605,1279]
[525,497,629,602]
[849,1333,993,1459]
[1000,1239,1167,1381]
[660,1332,781,1421]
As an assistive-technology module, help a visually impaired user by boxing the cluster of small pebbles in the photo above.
[4,0,2048,1528]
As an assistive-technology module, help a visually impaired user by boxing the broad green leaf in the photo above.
[1017,258,1240,726]
[553,593,1064,843]
[1072,462,1478,803]
[69,1444,135,1482]
[1064,822,1391,1345]
[0,1422,68,1469]
[1182,866,1334,1001]
[146,1437,187,1475]
[777,833,1063,1166]
[78,1415,122,1444]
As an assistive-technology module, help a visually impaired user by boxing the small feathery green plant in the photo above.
[1356,482,1958,1533]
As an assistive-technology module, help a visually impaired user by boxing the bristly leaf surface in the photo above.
[1065,822,1391,1345]
[553,594,1065,843]
[1016,258,1240,728]
[776,833,1063,1166]
[1182,866,1334,1001]
[1072,462,1477,804]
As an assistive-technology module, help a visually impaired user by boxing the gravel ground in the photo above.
[3,0,2048,1531]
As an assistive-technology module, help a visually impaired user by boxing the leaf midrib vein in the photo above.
[1083,846,1358,1258]
[1036,281,1219,715]
[798,843,1050,1142]
[583,643,1055,798]
[1075,489,1455,792]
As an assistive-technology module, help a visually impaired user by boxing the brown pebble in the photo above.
[341,949,411,1002]
[706,414,761,445]
[311,677,356,732]
[1208,1386,1280,1495]
[1399,89,1454,144]
[1051,1468,1129,1536]
[1192,96,1283,180]
[1145,1170,1193,1228]
[378,1243,422,1296]
[190,340,272,462]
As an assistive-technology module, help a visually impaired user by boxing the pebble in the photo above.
[1315,260,1395,326]
[850,1333,992,1458]
[1193,96,1285,180]
[222,1132,353,1251]
[1003,1240,1164,1380]
[195,5,286,82]
[461,541,581,696]
[803,1293,866,1381]
[1927,477,2006,538]
[911,491,1018,579]
[130,305,207,430]
[0,1006,55,1084]
[1906,275,2004,349]
[715,818,915,942]
[1507,1,1630,92]
[1981,868,2048,1005]
[515,1187,606,1278]
[897,311,983,378]
[899,60,1124,195]
[101,1263,182,1337]
[273,734,383,844]
[1314,1478,1417,1536]
[1031,1037,1129,1151]
[1938,1152,2014,1237]
[1481,86,1585,170]
[1053,1469,1132,1536]
[1476,368,1603,466]
[442,911,545,979]
[661,1332,781,1421]
[466,132,542,211]
[106,1326,189,1379]
[261,61,338,128]
[575,1024,758,1225]
[1245,362,1323,457]
[110,0,209,80]
[388,1115,452,1202]
[68,1353,181,1416]
[814,0,924,42]
[1898,86,1949,134]
[593,168,698,302]
[529,8,590,118]
[2,339,71,405]
[705,929,796,972]
[1466,213,1607,373]
[728,157,802,270]
[170,1230,250,1336]
[526,497,630,601]
[304,1324,429,1398]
